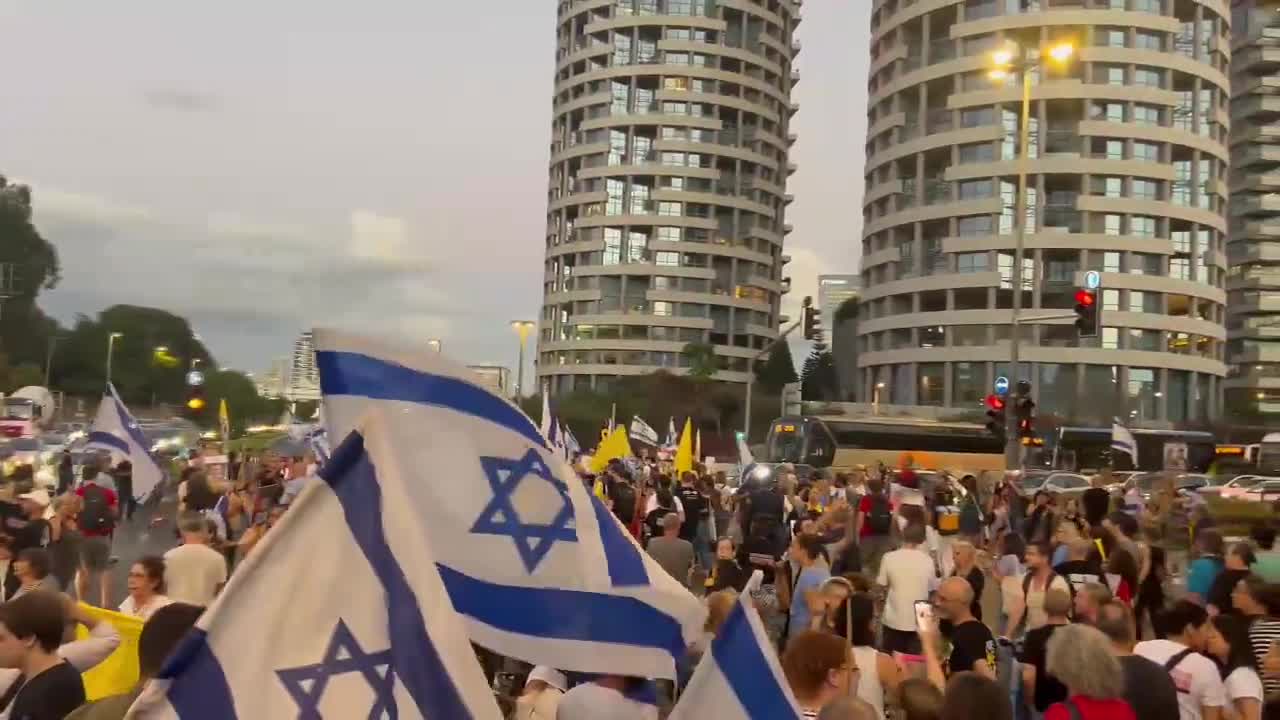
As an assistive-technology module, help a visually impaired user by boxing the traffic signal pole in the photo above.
[1005,64,1033,472]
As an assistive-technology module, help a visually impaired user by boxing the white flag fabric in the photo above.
[314,330,705,679]
[561,423,580,459]
[664,418,677,450]
[84,383,164,502]
[1111,422,1138,464]
[736,433,755,468]
[668,573,803,720]
[128,413,502,719]
[539,391,552,440]
[629,415,660,446]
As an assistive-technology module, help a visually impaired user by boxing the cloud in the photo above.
[142,89,220,113]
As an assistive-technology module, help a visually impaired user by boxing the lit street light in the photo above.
[989,40,1074,469]
[510,321,536,399]
[427,339,443,353]
[105,332,124,388]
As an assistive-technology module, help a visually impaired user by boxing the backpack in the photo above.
[1163,648,1197,693]
[1021,570,1073,624]
[865,492,893,535]
[611,482,637,524]
[80,485,115,535]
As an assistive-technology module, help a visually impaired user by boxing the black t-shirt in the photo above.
[9,661,85,720]
[961,566,985,622]
[947,619,996,677]
[1208,568,1253,615]
[1119,654,1180,720]
[676,486,707,541]
[9,518,48,555]
[1020,623,1069,711]
[743,489,784,534]
[1082,487,1111,527]
[1054,559,1103,593]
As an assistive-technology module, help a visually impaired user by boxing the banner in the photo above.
[75,603,144,701]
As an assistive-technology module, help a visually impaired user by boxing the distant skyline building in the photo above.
[536,0,803,395]
[255,357,288,400]
[1226,0,1280,420]
[468,365,511,397]
[286,331,320,402]
[858,0,1228,425]
[818,274,860,337]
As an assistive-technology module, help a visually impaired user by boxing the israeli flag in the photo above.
[561,423,580,459]
[669,573,803,720]
[85,383,164,501]
[1111,422,1138,464]
[629,415,660,446]
[128,413,503,719]
[314,329,705,679]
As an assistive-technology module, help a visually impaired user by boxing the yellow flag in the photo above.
[695,428,702,463]
[675,418,694,475]
[75,604,145,700]
[590,427,633,473]
[218,398,231,443]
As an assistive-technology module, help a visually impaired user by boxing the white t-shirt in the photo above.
[876,546,938,632]
[1224,666,1263,705]
[164,543,228,606]
[643,493,683,517]
[119,594,174,621]
[1023,573,1071,631]
[1133,639,1226,720]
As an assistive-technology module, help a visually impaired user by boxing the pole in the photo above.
[1004,62,1033,471]
[44,335,57,387]
[105,335,117,389]
[742,318,804,439]
[516,334,527,400]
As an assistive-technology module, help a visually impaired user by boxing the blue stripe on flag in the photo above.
[320,432,479,719]
[436,564,687,661]
[711,601,797,718]
[159,629,240,719]
[589,495,649,586]
[317,350,545,449]
[86,431,129,455]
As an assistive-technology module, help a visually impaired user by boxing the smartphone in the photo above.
[914,600,935,633]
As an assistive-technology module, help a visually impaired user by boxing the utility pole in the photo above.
[744,298,808,440]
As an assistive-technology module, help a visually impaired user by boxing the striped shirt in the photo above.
[1248,617,1280,698]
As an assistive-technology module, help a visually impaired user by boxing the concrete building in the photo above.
[255,357,288,400]
[830,289,861,402]
[286,332,320,402]
[537,0,802,396]
[860,0,1228,426]
[818,274,861,336]
[1227,0,1280,420]
[468,365,511,396]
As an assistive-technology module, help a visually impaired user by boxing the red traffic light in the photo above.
[984,394,1005,411]
[1075,289,1096,307]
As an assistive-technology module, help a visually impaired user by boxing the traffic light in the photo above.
[186,386,207,414]
[1074,288,1100,338]
[802,303,822,341]
[1015,396,1037,441]
[984,394,1006,440]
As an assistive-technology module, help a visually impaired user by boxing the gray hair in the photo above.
[816,697,876,720]
[178,511,209,535]
[661,512,681,530]
[1045,624,1125,700]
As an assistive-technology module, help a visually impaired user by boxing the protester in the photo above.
[550,676,658,720]
[781,630,855,718]
[676,472,711,570]
[1206,615,1263,720]
[642,488,680,547]
[1186,529,1225,606]
[55,455,74,497]
[111,461,135,523]
[994,533,1027,635]
[1240,576,1280,698]
[1249,525,1280,584]
[646,512,694,589]
[831,592,900,717]
[854,476,894,578]
[12,549,59,598]
[1207,543,1257,617]
[1043,623,1135,720]
[1025,492,1057,545]
[118,556,172,621]
[950,541,984,622]
[933,576,996,680]
[786,534,831,643]
[1094,601,1180,720]
[46,495,81,592]
[1007,541,1071,635]
[737,511,785,643]
[707,537,747,592]
[1134,600,1227,720]
[1056,538,1103,593]
[65,602,204,720]
[899,677,945,720]
[877,522,936,655]
[163,512,228,606]
[1075,582,1113,625]
[940,672,1013,720]
[816,696,877,720]
[0,591,85,720]
[75,471,119,608]
[11,490,50,554]
[511,666,567,720]
[0,539,15,603]
[1135,541,1168,641]
[1106,549,1139,606]
[1020,588,1072,715]
[1082,477,1112,529]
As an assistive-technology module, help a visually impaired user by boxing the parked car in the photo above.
[1213,475,1274,500]
[1044,472,1091,497]
[1237,480,1280,504]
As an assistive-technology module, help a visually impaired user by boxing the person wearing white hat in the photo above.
[12,489,52,555]
[513,666,566,720]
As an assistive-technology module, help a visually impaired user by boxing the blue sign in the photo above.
[994,376,1010,395]
[1084,270,1101,290]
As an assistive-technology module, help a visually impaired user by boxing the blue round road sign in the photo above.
[1084,270,1101,289]
[994,376,1010,395]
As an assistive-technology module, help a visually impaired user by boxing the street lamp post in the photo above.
[510,321,536,399]
[873,382,886,416]
[989,40,1073,470]
[105,332,123,388]
[427,339,443,353]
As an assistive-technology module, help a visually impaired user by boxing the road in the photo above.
[95,487,181,608]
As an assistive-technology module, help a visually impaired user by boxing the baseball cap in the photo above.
[526,666,567,693]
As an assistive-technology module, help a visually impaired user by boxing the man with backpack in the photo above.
[855,476,894,578]
[1134,600,1226,720]
[1006,541,1072,636]
[75,470,119,608]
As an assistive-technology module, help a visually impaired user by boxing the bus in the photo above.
[1051,426,1215,473]
[1260,433,1280,475]
[763,415,1006,480]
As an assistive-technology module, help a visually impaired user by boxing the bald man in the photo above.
[935,576,996,678]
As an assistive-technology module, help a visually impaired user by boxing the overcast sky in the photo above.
[0,1,869,378]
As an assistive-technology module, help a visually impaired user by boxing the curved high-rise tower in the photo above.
[538,0,802,396]
[859,0,1229,425]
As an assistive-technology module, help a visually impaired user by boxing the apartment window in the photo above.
[1094,139,1124,160]
[1102,288,1121,311]
[961,107,996,128]
[1092,102,1125,122]
[957,252,990,273]
[1099,65,1126,85]
[603,228,623,265]
[666,52,690,65]
[1102,251,1121,273]
[1132,179,1159,200]
[1128,329,1162,352]
[1133,142,1159,163]
[1130,253,1162,275]
[657,226,682,242]
[1170,256,1191,280]
[959,179,994,200]
[959,142,996,164]
[1093,176,1124,198]
[663,77,689,91]
[1133,104,1161,126]
[1134,67,1163,88]
[1131,216,1157,238]
[1098,27,1127,48]
[658,201,681,216]
[652,301,673,316]
[1135,30,1163,50]
[1102,327,1120,349]
[1104,214,1123,236]
[957,215,994,237]
[655,251,680,266]
[1129,290,1161,313]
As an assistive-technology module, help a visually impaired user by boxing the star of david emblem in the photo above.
[470,448,577,572]
[277,620,397,719]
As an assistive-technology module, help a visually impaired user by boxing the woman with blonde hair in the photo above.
[1044,623,1135,720]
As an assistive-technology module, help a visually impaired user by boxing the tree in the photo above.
[756,340,798,392]
[801,348,838,402]
[198,369,286,434]
[681,342,718,381]
[0,177,61,368]
[2,364,43,392]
